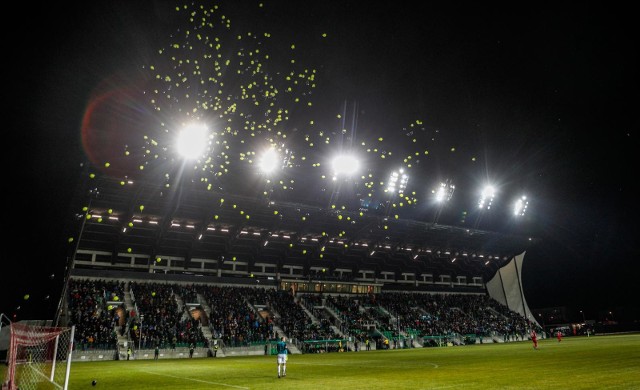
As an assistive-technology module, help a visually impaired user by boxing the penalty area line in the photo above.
[293,361,439,369]
[141,370,249,389]
[292,362,342,366]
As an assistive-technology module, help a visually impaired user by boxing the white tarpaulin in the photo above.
[486,251,540,327]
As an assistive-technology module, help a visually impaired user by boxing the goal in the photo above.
[4,322,74,390]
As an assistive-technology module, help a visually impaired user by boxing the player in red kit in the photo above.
[531,329,538,349]
[556,330,562,342]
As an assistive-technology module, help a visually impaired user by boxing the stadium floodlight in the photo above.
[331,154,360,180]
[386,168,409,195]
[513,195,529,217]
[176,123,209,160]
[432,179,454,223]
[434,180,455,203]
[258,147,280,174]
[477,185,496,209]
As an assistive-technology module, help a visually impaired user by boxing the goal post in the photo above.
[5,322,74,390]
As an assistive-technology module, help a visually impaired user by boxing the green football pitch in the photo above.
[5,334,640,389]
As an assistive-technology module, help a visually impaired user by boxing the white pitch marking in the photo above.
[293,361,439,368]
[141,370,249,389]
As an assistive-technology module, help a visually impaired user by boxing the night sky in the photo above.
[3,1,637,323]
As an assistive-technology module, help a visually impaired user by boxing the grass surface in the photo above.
[4,334,640,389]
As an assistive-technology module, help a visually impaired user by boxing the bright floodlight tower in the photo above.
[257,145,291,202]
[327,153,360,207]
[258,147,281,174]
[474,185,496,228]
[176,122,210,160]
[384,168,409,216]
[513,195,529,217]
[331,154,360,180]
[142,121,213,269]
[432,179,455,224]
[386,168,409,196]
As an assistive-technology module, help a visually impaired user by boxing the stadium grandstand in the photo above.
[48,168,542,361]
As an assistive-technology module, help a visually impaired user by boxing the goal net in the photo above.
[5,322,74,390]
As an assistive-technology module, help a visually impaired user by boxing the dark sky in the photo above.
[3,1,637,323]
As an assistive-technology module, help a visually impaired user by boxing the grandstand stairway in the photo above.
[297,299,320,325]
[317,304,354,350]
[115,331,128,360]
[287,343,301,354]
[174,293,185,316]
[377,305,393,319]
[199,319,213,340]
[330,325,347,339]
[117,287,135,360]
[196,293,225,357]
[197,293,212,318]
[404,330,423,347]
[199,322,223,357]
[486,306,505,318]
[322,304,341,323]
[244,297,264,321]
[123,287,134,314]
